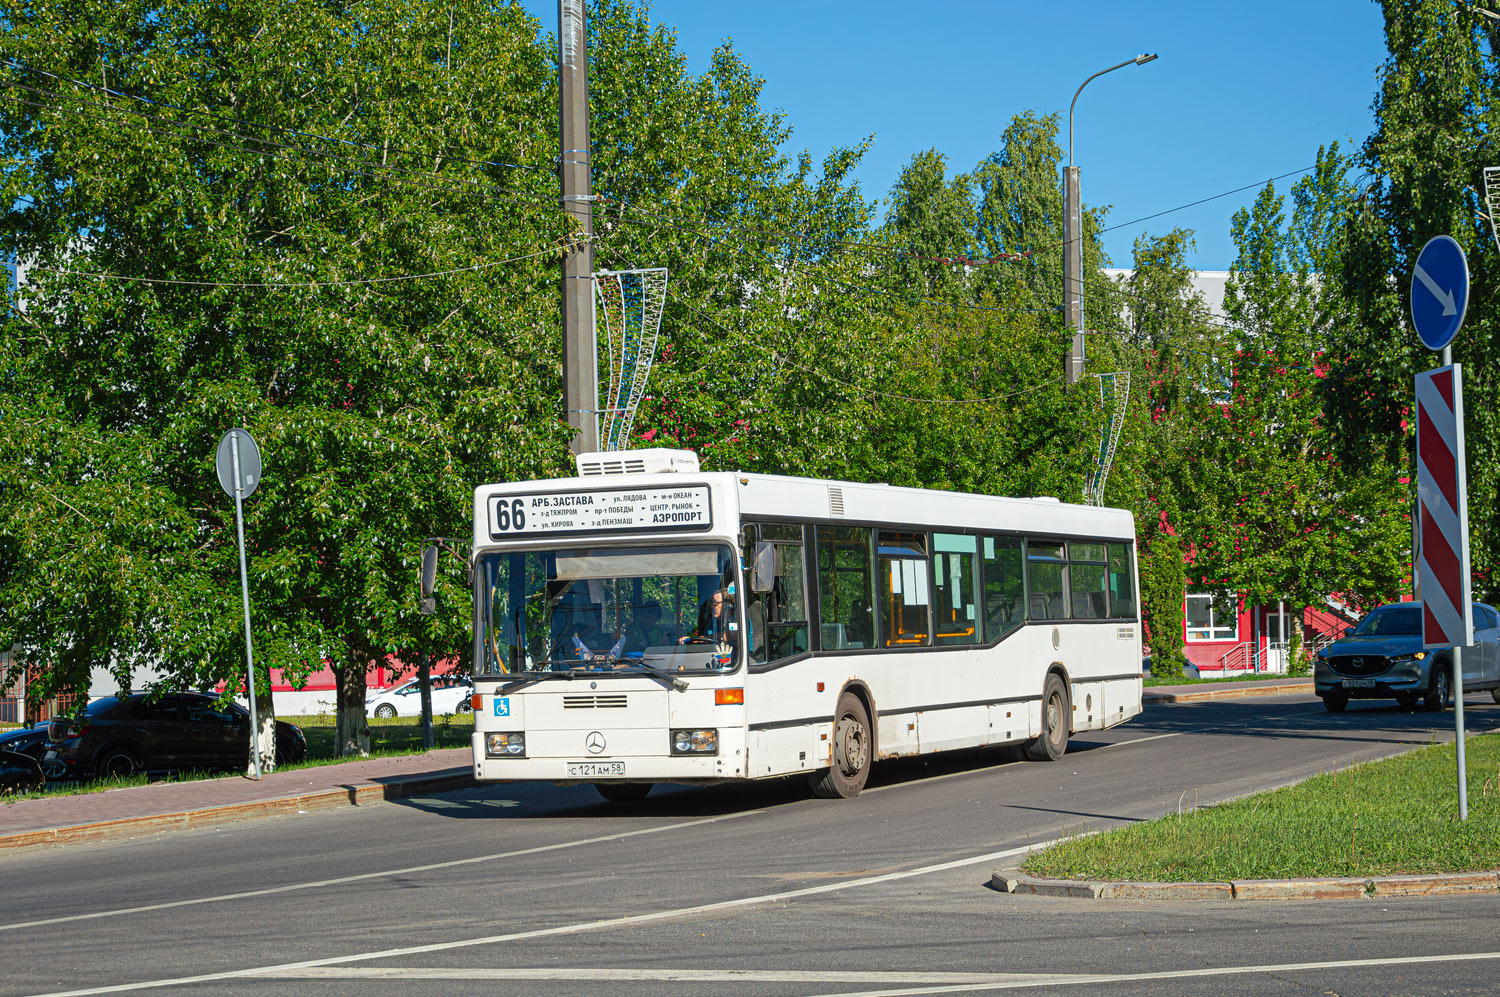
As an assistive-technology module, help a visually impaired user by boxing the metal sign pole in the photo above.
[1413,238,1471,822]
[1442,345,1467,820]
[231,433,262,781]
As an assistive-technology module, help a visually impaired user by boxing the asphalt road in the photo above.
[6,692,1500,997]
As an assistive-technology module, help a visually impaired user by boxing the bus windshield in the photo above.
[479,543,740,676]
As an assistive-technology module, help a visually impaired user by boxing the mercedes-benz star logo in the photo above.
[585,731,607,755]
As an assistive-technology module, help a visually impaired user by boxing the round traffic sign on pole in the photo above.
[1410,235,1470,352]
[215,428,262,499]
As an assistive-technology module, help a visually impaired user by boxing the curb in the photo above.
[0,770,476,852]
[991,867,1500,901]
[1143,680,1313,704]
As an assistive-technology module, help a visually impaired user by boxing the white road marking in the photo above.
[798,950,1500,996]
[265,968,1056,983]
[1092,731,1181,750]
[28,841,1053,996]
[0,809,763,934]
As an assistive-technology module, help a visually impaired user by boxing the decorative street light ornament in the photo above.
[594,267,667,452]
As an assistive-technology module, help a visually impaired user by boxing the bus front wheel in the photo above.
[809,691,872,799]
[1025,674,1070,762]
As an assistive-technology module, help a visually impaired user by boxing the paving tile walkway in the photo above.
[1,748,474,850]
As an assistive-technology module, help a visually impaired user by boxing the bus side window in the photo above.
[743,523,810,665]
[816,526,875,650]
[1107,543,1137,619]
[1069,543,1108,620]
[933,533,979,646]
[877,531,930,648]
[982,536,1024,640]
[1027,543,1067,620]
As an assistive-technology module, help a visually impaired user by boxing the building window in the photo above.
[1185,593,1237,641]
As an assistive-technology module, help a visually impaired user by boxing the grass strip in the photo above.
[1143,672,1308,687]
[1022,734,1500,882]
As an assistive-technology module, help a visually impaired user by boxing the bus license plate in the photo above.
[1343,679,1376,688]
[568,761,625,778]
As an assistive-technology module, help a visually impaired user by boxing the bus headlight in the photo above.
[487,732,526,757]
[671,729,718,755]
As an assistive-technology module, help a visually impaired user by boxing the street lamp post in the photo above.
[1063,53,1158,384]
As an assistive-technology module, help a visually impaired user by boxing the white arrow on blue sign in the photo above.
[1410,235,1470,352]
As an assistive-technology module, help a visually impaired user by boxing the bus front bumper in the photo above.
[471,732,745,783]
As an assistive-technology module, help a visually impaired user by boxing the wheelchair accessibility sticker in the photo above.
[493,697,511,717]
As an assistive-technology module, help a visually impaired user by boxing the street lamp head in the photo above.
[1134,52,1158,66]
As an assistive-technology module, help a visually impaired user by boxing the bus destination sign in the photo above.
[488,485,712,539]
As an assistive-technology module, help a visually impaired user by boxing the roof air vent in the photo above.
[575,448,700,477]
[828,486,845,517]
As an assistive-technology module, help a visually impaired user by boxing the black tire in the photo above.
[1025,673,1071,761]
[95,746,141,780]
[373,704,398,719]
[1396,691,1419,709]
[1322,692,1349,713]
[594,782,652,803]
[808,691,873,798]
[1491,688,1500,705]
[1425,662,1452,711]
[456,699,473,714]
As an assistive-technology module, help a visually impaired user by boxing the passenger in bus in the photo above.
[625,602,670,652]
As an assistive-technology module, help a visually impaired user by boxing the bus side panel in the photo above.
[748,725,823,778]
[914,704,992,755]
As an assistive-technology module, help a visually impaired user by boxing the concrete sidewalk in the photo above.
[0,748,475,851]
[1144,676,1312,703]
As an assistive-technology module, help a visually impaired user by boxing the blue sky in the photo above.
[521,0,1389,272]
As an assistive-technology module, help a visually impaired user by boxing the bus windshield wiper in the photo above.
[497,668,577,693]
[623,661,688,692]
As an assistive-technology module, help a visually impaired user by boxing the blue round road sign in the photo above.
[1410,235,1469,352]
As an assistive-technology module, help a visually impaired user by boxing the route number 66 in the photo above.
[493,498,527,532]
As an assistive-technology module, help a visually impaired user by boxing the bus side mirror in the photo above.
[420,546,439,601]
[750,542,775,594]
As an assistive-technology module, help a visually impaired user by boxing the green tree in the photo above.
[1183,149,1408,658]
[0,0,571,757]
[1332,0,1500,602]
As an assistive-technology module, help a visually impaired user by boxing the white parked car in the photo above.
[366,675,474,719]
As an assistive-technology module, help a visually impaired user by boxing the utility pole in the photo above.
[1063,165,1084,384]
[1062,53,1158,385]
[559,0,598,454]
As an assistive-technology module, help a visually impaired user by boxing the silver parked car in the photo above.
[1314,601,1500,711]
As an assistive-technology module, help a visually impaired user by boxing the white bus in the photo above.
[469,449,1142,800]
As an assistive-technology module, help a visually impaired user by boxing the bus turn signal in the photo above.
[714,688,744,705]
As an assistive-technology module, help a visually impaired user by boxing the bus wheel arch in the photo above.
[809,684,874,799]
[1025,666,1071,762]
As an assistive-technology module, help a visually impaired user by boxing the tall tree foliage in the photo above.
[1,0,570,755]
[1183,150,1408,657]
[1334,0,1500,601]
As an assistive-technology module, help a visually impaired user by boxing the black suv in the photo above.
[46,692,307,779]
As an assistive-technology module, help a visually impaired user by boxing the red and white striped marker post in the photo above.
[1415,362,1471,819]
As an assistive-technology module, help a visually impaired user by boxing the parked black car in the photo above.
[46,692,307,779]
[0,723,67,780]
[0,749,45,794]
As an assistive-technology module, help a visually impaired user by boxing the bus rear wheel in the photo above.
[809,691,871,799]
[594,782,652,803]
[1025,674,1070,762]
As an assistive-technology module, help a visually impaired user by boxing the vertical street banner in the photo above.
[1415,364,1472,649]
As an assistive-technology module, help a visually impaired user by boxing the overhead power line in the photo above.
[19,243,569,289]
[0,56,549,175]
